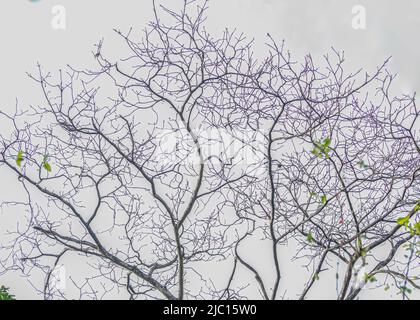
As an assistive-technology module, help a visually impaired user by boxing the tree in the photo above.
[0,0,419,300]
[0,286,15,300]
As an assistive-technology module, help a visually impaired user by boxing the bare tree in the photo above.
[224,43,420,300]
[0,0,419,300]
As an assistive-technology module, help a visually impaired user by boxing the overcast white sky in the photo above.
[0,0,419,300]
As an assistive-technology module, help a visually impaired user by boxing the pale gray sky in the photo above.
[0,0,419,300]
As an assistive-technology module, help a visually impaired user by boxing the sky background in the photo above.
[0,0,419,300]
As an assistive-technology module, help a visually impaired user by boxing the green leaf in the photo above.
[323,137,331,147]
[314,141,323,149]
[0,286,15,300]
[313,273,319,281]
[400,286,412,295]
[363,273,376,283]
[357,160,368,169]
[384,284,390,291]
[320,195,327,205]
[414,221,420,236]
[311,148,321,158]
[311,138,331,159]
[396,215,410,226]
[42,154,52,172]
[306,232,314,243]
[16,150,24,168]
[43,162,52,172]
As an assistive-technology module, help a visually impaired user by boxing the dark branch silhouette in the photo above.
[0,0,419,300]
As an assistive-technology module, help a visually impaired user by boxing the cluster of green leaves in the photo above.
[363,273,377,283]
[392,202,420,296]
[15,151,24,168]
[42,155,52,172]
[381,283,414,295]
[0,286,15,300]
[400,286,413,295]
[15,151,52,173]
[306,232,315,243]
[357,160,369,169]
[309,191,327,205]
[396,200,420,236]
[311,137,331,159]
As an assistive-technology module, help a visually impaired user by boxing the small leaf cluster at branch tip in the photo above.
[396,200,420,236]
[357,160,369,169]
[311,137,331,159]
[306,232,314,243]
[0,286,15,300]
[42,154,52,172]
[309,191,327,205]
[16,150,24,168]
[400,286,412,295]
[15,151,52,172]
[363,273,377,283]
